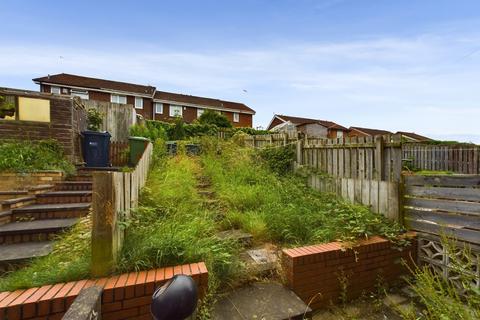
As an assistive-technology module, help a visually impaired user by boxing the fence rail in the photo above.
[91,142,153,276]
[109,141,129,167]
[403,143,480,174]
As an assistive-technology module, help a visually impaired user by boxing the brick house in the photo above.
[267,114,348,138]
[33,73,255,127]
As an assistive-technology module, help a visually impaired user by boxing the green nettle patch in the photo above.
[0,139,75,175]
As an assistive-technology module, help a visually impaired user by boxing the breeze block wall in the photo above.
[282,234,416,310]
[0,262,208,320]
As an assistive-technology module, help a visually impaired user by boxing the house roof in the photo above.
[272,114,348,130]
[349,126,392,136]
[397,131,433,142]
[33,73,156,95]
[154,91,255,114]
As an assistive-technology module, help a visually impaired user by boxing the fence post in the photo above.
[296,139,304,166]
[283,132,288,146]
[91,171,118,277]
[375,136,385,181]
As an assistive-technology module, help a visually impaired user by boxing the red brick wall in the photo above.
[282,235,416,310]
[0,262,208,320]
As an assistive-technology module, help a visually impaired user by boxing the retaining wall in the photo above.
[282,234,416,310]
[0,262,208,320]
[0,171,64,191]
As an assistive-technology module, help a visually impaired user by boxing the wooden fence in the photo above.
[81,100,136,142]
[402,143,480,174]
[244,132,299,148]
[299,134,403,182]
[404,174,480,247]
[109,141,129,167]
[91,142,153,276]
[307,175,400,221]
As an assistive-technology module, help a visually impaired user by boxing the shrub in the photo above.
[0,139,75,175]
[197,110,232,128]
[130,123,167,141]
[86,108,103,131]
[256,145,295,175]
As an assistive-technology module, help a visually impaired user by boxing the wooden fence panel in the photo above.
[404,174,480,246]
[91,142,153,276]
[307,175,400,221]
[109,142,129,167]
[403,143,480,174]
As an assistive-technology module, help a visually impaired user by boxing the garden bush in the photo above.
[0,139,75,175]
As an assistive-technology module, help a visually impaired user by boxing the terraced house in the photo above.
[33,73,255,127]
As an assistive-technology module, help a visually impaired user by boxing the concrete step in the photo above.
[55,181,93,191]
[217,229,253,247]
[0,190,29,201]
[0,218,78,244]
[12,203,91,220]
[67,174,93,182]
[241,246,279,276]
[1,196,36,210]
[0,241,53,265]
[36,191,92,204]
[27,184,55,195]
[0,210,12,226]
[213,282,312,320]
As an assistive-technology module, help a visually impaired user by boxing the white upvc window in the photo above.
[197,108,204,118]
[233,112,240,123]
[111,94,127,104]
[169,105,183,117]
[135,97,143,109]
[155,102,163,114]
[71,89,89,100]
[62,88,69,94]
[336,130,344,138]
[50,86,61,94]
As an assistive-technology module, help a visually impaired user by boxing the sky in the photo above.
[1,0,480,142]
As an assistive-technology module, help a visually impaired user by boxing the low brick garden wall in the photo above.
[0,171,64,191]
[282,234,416,310]
[0,262,208,320]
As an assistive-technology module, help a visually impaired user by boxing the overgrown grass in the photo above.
[117,154,242,288]
[201,139,405,246]
[0,139,75,175]
[0,216,91,291]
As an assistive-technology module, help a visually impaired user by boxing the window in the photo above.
[18,97,50,122]
[71,90,89,100]
[50,86,61,94]
[233,112,240,123]
[169,105,183,117]
[62,88,69,94]
[336,130,344,138]
[197,108,204,118]
[155,103,163,114]
[111,94,127,104]
[135,97,143,109]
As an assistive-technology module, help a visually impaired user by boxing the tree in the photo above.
[197,109,232,128]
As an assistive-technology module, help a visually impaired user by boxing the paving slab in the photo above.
[0,241,53,263]
[213,282,312,320]
[242,247,278,274]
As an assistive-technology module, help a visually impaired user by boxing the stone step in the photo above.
[198,190,215,198]
[197,182,211,189]
[213,282,312,320]
[0,210,12,226]
[27,184,55,195]
[0,241,53,266]
[241,247,278,276]
[217,229,253,247]
[0,190,29,201]
[12,203,91,220]
[67,174,93,182]
[55,181,93,191]
[36,191,92,204]
[1,196,36,210]
[0,218,78,244]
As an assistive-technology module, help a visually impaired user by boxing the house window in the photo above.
[50,86,61,94]
[71,90,89,100]
[336,130,344,138]
[111,94,127,104]
[233,112,240,123]
[169,105,183,117]
[155,102,163,114]
[62,88,69,94]
[18,97,50,122]
[135,97,143,109]
[197,108,204,118]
